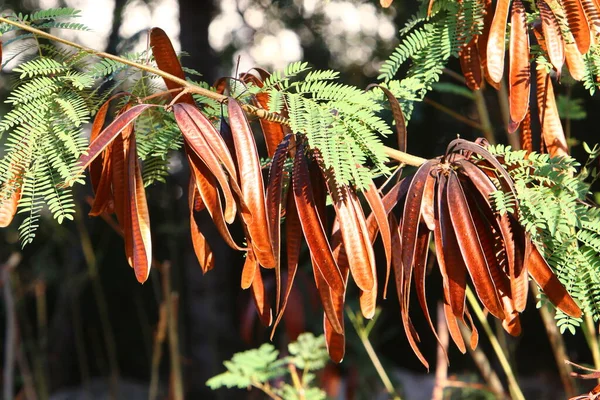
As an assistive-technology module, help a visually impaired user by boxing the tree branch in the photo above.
[0,16,427,168]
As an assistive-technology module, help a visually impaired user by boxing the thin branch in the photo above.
[0,16,426,168]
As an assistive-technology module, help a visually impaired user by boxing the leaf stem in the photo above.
[0,16,426,168]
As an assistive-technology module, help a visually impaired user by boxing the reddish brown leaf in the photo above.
[509,0,531,132]
[478,0,500,89]
[401,160,436,294]
[0,168,22,228]
[127,135,152,283]
[564,39,587,81]
[526,239,582,318]
[324,313,346,363]
[581,0,600,38]
[149,27,195,104]
[77,104,153,175]
[520,108,533,152]
[241,247,257,289]
[292,142,345,294]
[563,0,591,54]
[536,66,568,157]
[175,107,238,223]
[187,151,246,251]
[460,38,483,91]
[437,173,467,318]
[89,144,114,217]
[368,85,407,153]
[442,293,467,353]
[175,104,238,180]
[539,1,565,75]
[487,0,511,83]
[249,251,273,327]
[313,258,344,334]
[228,99,276,268]
[364,180,392,297]
[447,171,504,319]
[188,178,214,273]
[420,167,436,231]
[89,99,111,192]
[266,136,291,311]
[240,73,286,157]
[271,192,302,338]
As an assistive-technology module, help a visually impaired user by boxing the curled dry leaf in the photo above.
[536,66,568,157]
[487,0,511,83]
[508,0,530,132]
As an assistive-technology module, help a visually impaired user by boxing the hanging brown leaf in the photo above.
[460,38,483,91]
[539,1,566,76]
[188,179,214,273]
[0,167,22,228]
[536,66,568,157]
[563,0,591,54]
[292,142,345,295]
[487,0,511,83]
[508,0,531,132]
[249,251,273,327]
[149,27,195,104]
[228,98,276,268]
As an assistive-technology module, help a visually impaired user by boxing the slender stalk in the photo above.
[583,313,600,385]
[288,363,306,400]
[0,16,426,169]
[432,303,449,400]
[2,254,21,400]
[465,287,525,400]
[347,308,402,400]
[530,284,577,396]
[473,89,496,145]
[75,207,120,396]
[458,320,509,400]
[424,98,486,131]
[161,262,183,400]
[253,382,283,400]
[149,302,169,400]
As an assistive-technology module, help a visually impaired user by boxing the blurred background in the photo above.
[1,0,600,399]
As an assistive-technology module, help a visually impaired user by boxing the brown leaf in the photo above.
[0,167,22,228]
[149,27,195,104]
[188,178,214,273]
[367,85,407,153]
[526,238,582,318]
[241,247,257,289]
[174,107,238,224]
[89,99,111,192]
[77,104,153,176]
[313,257,344,334]
[460,38,483,91]
[539,1,565,75]
[563,0,591,54]
[520,108,533,152]
[536,66,568,157]
[447,171,505,319]
[478,0,500,89]
[249,251,273,327]
[266,135,291,311]
[364,180,393,297]
[581,0,600,38]
[228,99,276,268]
[487,0,511,83]
[509,0,531,131]
[292,142,345,295]
[127,135,152,283]
[187,150,246,251]
[89,144,114,217]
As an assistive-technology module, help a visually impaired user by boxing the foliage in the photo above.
[206,333,328,400]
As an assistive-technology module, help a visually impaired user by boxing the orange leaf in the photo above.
[487,0,511,83]
[526,238,582,318]
[149,27,195,104]
[508,0,531,131]
[581,0,600,38]
[228,99,276,268]
[539,1,565,75]
[536,66,568,157]
[313,256,344,334]
[460,38,483,91]
[127,135,152,283]
[241,247,257,289]
[478,0,500,89]
[174,107,239,223]
[188,179,214,273]
[249,251,273,327]
[380,0,393,7]
[88,144,114,217]
[563,0,591,54]
[0,168,22,228]
[364,180,392,297]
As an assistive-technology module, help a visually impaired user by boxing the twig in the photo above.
[432,302,449,400]
[149,302,169,400]
[531,283,577,396]
[424,98,486,132]
[2,253,22,400]
[75,206,120,397]
[347,308,402,400]
[458,318,508,400]
[473,89,496,144]
[0,16,427,169]
[288,363,306,400]
[583,312,600,385]
[162,262,183,400]
[465,287,525,400]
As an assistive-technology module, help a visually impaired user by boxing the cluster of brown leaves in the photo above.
[453,0,600,156]
[71,29,582,365]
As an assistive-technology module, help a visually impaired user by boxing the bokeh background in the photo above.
[1,0,600,399]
